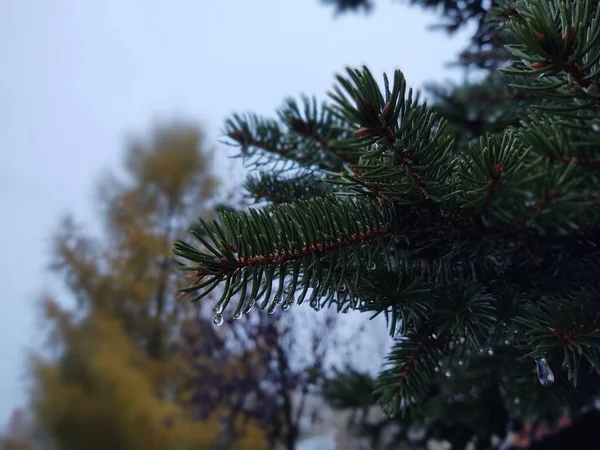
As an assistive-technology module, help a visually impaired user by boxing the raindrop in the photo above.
[337,282,347,292]
[213,314,224,326]
[459,336,466,344]
[233,311,241,320]
[431,333,438,340]
[504,339,510,345]
[444,370,452,378]
[310,279,319,288]
[281,303,291,311]
[212,304,224,314]
[592,123,600,133]
[488,348,494,356]
[368,261,376,270]
[434,366,440,373]
[514,397,520,405]
[535,357,555,386]
[274,292,283,304]
[267,303,277,315]
[458,360,464,366]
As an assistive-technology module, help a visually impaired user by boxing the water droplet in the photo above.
[233,311,241,320]
[434,366,440,372]
[431,333,438,340]
[488,348,494,356]
[504,339,510,345]
[281,303,291,311]
[536,357,555,386]
[337,282,347,292]
[274,292,283,304]
[213,314,224,326]
[444,370,452,378]
[267,303,277,315]
[514,397,520,405]
[212,304,224,314]
[459,336,466,344]
[593,123,600,133]
[458,360,464,366]
[368,261,376,270]
[310,279,319,288]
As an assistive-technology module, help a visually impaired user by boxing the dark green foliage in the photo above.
[175,0,600,445]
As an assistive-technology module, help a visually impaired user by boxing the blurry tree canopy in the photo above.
[29,122,268,450]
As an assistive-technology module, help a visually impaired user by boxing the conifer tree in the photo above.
[174,0,600,448]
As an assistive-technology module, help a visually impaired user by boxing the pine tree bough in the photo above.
[175,0,600,421]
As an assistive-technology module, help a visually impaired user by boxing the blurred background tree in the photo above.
[27,122,269,450]
[181,304,362,450]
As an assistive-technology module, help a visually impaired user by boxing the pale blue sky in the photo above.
[0,0,471,427]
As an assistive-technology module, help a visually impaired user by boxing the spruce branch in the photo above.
[277,95,357,165]
[244,171,334,205]
[174,197,396,316]
[375,329,444,415]
[501,0,600,110]
[328,66,456,204]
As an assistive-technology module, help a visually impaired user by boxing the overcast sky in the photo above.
[0,0,471,427]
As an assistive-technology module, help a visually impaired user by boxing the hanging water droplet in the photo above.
[444,370,452,378]
[459,336,466,344]
[514,397,520,405]
[535,357,555,386]
[233,311,241,320]
[281,302,291,311]
[592,123,600,133]
[458,360,464,366]
[434,366,440,372]
[213,314,224,326]
[504,339,510,345]
[310,279,319,288]
[487,348,494,356]
[267,303,277,315]
[431,333,438,340]
[368,261,376,270]
[212,304,224,314]
[274,292,283,304]
[337,282,347,292]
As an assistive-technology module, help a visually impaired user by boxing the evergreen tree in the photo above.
[30,122,268,450]
[174,0,600,448]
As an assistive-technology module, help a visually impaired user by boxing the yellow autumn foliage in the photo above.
[29,123,269,450]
